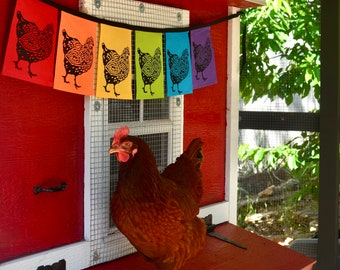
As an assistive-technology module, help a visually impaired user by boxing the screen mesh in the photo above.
[238,80,319,245]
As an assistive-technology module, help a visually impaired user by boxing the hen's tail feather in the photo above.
[184,138,204,170]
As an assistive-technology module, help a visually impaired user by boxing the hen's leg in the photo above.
[13,59,22,70]
[113,85,120,97]
[27,62,37,77]
[195,71,200,80]
[104,83,109,92]
[62,73,70,84]
[74,76,81,89]
[202,71,208,81]
[150,85,155,95]
[177,84,182,94]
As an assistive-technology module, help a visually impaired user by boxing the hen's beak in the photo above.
[108,145,119,154]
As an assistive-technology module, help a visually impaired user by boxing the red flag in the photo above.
[1,0,58,87]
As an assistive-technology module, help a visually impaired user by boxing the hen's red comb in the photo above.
[112,126,130,146]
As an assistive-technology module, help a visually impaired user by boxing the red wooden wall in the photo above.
[184,22,227,206]
[0,0,84,262]
[0,0,237,262]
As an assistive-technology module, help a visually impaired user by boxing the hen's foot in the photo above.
[13,60,22,70]
[104,85,110,92]
[28,70,37,78]
[177,85,182,94]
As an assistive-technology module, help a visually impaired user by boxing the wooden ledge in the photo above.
[85,222,316,270]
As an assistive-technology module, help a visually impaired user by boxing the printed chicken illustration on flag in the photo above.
[190,27,217,89]
[165,31,193,96]
[135,31,164,100]
[96,24,132,99]
[53,11,97,96]
[1,0,58,87]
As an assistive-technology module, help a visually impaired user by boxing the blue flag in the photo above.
[165,32,193,96]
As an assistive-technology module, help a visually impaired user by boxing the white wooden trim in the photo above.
[226,6,240,225]
[199,201,229,225]
[245,0,267,6]
[0,241,91,270]
[84,96,92,242]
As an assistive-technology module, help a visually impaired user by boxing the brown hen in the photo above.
[108,126,206,270]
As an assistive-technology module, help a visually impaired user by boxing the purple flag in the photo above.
[190,27,217,89]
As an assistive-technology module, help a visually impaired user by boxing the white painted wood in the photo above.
[79,0,189,29]
[0,241,91,270]
[199,201,230,225]
[226,6,241,225]
[244,0,267,6]
[84,96,92,242]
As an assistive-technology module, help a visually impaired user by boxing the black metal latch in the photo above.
[34,182,67,195]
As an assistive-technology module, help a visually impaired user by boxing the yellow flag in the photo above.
[96,24,132,99]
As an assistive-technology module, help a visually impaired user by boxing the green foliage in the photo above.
[240,0,321,105]
[238,131,320,200]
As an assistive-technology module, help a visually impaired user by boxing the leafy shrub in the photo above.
[238,131,320,201]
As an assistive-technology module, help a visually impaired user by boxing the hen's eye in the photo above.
[122,141,132,149]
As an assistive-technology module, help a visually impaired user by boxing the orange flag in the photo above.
[53,11,97,96]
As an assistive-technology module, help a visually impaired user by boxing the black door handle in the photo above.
[34,182,67,195]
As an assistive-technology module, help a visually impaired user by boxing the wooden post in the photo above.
[317,0,340,268]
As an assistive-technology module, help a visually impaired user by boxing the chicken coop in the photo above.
[1,0,332,269]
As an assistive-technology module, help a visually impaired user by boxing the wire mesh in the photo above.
[238,76,320,246]
[80,0,189,265]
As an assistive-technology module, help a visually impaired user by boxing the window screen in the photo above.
[108,98,169,123]
[82,0,189,266]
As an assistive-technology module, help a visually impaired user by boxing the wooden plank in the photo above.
[84,223,316,270]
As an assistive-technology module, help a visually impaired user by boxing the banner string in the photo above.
[40,0,244,32]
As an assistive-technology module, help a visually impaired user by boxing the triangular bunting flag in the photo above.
[96,24,132,99]
[135,31,164,100]
[190,26,217,89]
[1,0,58,87]
[53,11,97,96]
[165,32,193,96]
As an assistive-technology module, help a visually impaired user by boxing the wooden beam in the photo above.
[239,111,320,131]
[317,0,340,268]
